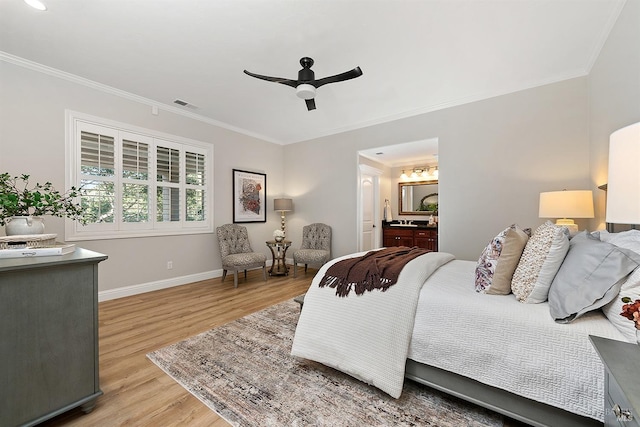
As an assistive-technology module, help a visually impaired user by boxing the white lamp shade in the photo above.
[274,198,293,212]
[539,190,594,219]
[606,122,640,224]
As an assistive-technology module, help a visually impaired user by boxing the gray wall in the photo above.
[588,0,640,230]
[285,77,590,261]
[0,61,285,294]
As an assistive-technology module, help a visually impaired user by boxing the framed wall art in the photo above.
[232,169,267,223]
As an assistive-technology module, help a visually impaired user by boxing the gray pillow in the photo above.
[548,231,640,323]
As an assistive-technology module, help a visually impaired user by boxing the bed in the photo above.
[291,224,640,427]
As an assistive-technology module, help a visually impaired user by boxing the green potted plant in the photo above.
[0,173,86,235]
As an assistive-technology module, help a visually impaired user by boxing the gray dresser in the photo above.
[0,248,107,427]
[591,335,640,427]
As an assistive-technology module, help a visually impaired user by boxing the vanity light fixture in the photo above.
[400,166,438,180]
[412,167,426,178]
[24,0,47,10]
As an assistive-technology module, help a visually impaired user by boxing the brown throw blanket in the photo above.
[318,246,431,297]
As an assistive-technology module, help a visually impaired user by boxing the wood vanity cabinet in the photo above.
[0,248,107,427]
[383,225,438,251]
[414,228,438,252]
[383,227,414,248]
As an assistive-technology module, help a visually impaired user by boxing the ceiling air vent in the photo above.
[173,99,199,110]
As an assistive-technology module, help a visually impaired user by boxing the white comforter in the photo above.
[291,250,454,398]
[408,259,629,422]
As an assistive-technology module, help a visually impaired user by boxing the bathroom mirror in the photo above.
[399,181,438,215]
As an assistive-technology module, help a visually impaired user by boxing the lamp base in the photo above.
[555,218,578,236]
[280,212,286,234]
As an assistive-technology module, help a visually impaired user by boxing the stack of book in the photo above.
[0,242,76,259]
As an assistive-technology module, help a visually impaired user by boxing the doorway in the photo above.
[357,138,439,251]
[358,164,382,251]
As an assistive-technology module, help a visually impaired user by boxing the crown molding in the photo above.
[583,0,626,74]
[1,50,594,147]
[0,51,283,145]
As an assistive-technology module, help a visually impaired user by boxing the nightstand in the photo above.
[590,335,640,427]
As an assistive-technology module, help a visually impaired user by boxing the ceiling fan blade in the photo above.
[305,98,316,111]
[243,70,298,88]
[312,67,363,88]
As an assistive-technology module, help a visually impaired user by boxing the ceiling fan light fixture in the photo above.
[296,84,316,100]
[244,57,361,110]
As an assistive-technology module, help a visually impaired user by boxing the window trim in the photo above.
[65,110,214,241]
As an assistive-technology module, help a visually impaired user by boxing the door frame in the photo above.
[357,163,382,252]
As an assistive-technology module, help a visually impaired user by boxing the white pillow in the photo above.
[602,267,640,344]
[599,229,640,253]
[511,221,569,303]
[599,229,640,343]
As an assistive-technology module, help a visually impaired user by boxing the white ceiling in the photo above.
[359,138,439,168]
[0,0,625,145]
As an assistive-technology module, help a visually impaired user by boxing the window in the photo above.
[66,112,213,240]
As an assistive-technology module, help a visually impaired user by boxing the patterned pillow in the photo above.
[475,224,530,294]
[511,221,570,303]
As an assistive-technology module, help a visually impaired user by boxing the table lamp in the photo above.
[274,198,293,234]
[539,190,594,235]
[606,122,640,225]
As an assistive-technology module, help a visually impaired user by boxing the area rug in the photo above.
[147,300,505,427]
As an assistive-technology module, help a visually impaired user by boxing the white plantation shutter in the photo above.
[186,152,205,185]
[156,144,181,223]
[79,129,117,224]
[68,112,213,240]
[121,136,151,224]
[157,146,180,183]
[122,139,149,179]
[185,151,206,221]
[81,131,115,176]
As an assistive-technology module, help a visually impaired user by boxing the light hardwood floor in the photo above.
[43,267,312,427]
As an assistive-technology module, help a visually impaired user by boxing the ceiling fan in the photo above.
[243,57,363,111]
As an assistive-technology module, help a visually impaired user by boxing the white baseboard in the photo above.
[98,258,294,302]
[98,269,222,302]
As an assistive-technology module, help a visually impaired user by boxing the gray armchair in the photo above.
[293,223,331,277]
[216,224,267,288]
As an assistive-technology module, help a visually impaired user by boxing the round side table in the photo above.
[266,240,291,276]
